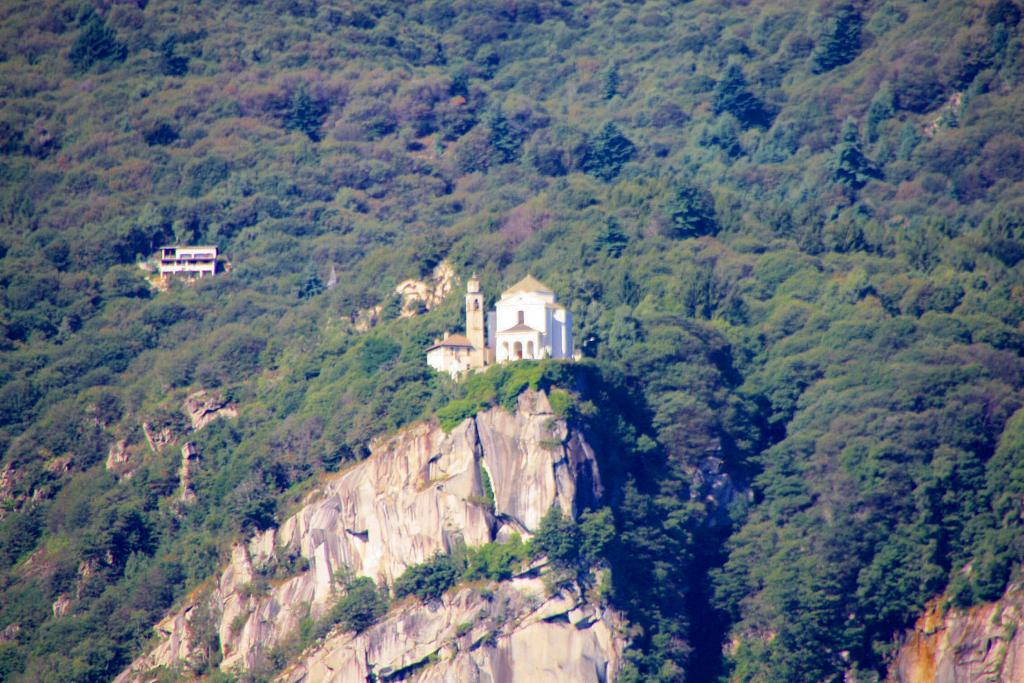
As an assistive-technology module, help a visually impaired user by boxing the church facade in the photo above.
[426,275,573,378]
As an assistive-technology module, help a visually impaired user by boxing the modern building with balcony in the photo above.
[158,246,218,280]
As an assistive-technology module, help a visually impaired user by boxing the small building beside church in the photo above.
[426,274,574,378]
[425,333,476,377]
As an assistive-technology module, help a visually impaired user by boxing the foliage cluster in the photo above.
[0,0,1023,681]
[393,535,530,603]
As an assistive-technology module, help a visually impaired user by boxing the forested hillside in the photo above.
[1,0,1023,681]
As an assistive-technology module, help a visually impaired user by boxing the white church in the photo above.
[426,274,574,378]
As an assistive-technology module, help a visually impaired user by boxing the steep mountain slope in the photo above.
[0,1,1023,681]
[889,582,1024,683]
[116,389,619,682]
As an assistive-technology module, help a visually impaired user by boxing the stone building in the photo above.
[426,274,573,378]
[424,333,476,377]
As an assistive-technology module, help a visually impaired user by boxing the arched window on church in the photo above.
[517,310,524,325]
[473,299,479,311]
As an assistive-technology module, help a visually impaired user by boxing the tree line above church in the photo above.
[0,0,1023,681]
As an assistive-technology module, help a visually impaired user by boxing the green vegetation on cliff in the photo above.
[0,0,1023,681]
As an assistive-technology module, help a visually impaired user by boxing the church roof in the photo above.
[426,334,474,351]
[498,323,542,334]
[502,274,554,296]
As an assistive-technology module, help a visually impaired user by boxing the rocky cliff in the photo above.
[282,576,623,683]
[115,390,620,681]
[889,583,1024,683]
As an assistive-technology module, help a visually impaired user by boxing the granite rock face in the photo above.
[282,576,623,683]
[115,390,616,681]
[182,390,238,431]
[889,583,1024,683]
[395,259,456,317]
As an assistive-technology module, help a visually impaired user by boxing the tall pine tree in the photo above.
[596,218,628,258]
[69,13,126,72]
[158,36,189,77]
[485,106,522,164]
[583,123,636,181]
[712,65,771,128]
[811,4,862,73]
[832,118,878,189]
[660,181,718,239]
[283,85,328,141]
[601,62,620,100]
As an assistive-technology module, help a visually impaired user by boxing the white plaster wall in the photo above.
[484,290,573,362]
[496,330,543,362]
[550,309,572,359]
[495,292,551,334]
[427,348,470,377]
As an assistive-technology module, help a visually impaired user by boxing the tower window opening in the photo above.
[517,310,525,324]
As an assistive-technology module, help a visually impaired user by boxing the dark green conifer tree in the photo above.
[811,4,862,73]
[832,119,878,189]
[596,218,628,258]
[896,122,921,161]
[681,263,718,319]
[69,13,127,72]
[865,83,894,142]
[601,63,620,100]
[158,36,189,77]
[987,0,1022,27]
[712,65,771,128]
[485,106,522,164]
[660,181,718,239]
[283,85,328,141]
[297,267,325,299]
[582,122,636,181]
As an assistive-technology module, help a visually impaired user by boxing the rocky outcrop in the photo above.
[0,623,21,643]
[355,261,456,330]
[116,390,612,681]
[105,438,137,481]
[889,583,1024,683]
[182,390,238,431]
[353,303,383,332]
[395,260,456,317]
[282,576,624,683]
[51,594,72,618]
[108,392,237,484]
[142,422,175,453]
[178,443,199,504]
[0,462,20,513]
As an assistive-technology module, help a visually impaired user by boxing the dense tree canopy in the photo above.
[0,0,1022,681]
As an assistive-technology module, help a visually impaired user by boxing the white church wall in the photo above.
[494,292,550,334]
[550,308,572,359]
[495,330,543,362]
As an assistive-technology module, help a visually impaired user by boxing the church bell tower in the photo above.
[466,275,486,367]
